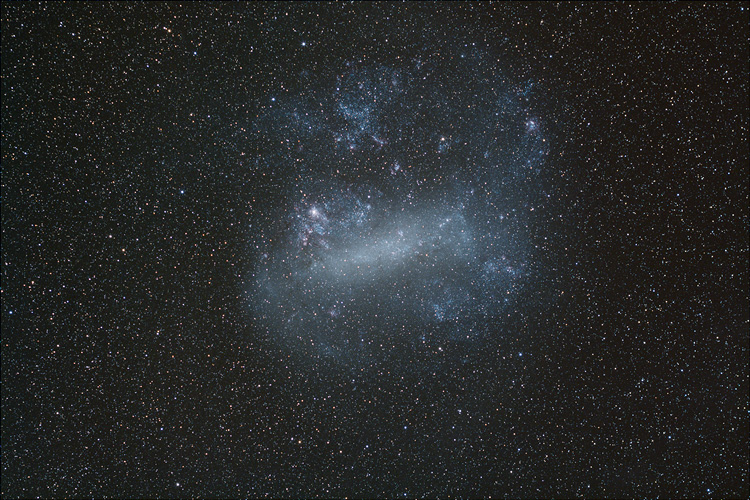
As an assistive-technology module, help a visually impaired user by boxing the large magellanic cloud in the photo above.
[248,52,549,364]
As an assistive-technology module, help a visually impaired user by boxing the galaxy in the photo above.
[250,56,546,365]
[2,3,748,498]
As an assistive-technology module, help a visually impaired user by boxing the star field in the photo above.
[2,3,748,498]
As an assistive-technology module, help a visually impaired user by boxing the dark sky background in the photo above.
[2,2,748,498]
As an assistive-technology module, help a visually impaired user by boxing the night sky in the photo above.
[2,2,748,498]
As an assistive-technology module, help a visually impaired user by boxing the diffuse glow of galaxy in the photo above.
[248,53,548,363]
